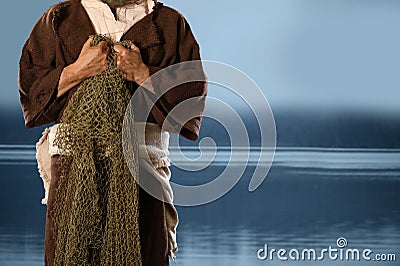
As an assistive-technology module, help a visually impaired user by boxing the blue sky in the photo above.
[2,0,400,113]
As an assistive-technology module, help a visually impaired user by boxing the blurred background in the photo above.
[1,0,400,147]
[0,0,399,265]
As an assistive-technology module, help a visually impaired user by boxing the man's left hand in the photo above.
[114,44,152,89]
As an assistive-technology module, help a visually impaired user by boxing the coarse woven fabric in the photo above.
[52,34,142,265]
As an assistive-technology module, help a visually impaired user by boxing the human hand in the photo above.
[57,37,110,97]
[74,37,110,80]
[114,44,151,87]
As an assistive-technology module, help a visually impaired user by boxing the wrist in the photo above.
[134,63,150,85]
[57,63,85,98]
[69,60,88,82]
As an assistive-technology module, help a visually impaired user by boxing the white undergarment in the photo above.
[81,0,155,41]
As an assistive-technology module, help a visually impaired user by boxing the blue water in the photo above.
[0,146,399,266]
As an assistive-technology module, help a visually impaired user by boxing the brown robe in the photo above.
[18,1,207,265]
[46,155,170,266]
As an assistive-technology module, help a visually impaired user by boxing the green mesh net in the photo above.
[52,34,142,265]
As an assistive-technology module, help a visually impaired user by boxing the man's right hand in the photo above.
[74,37,110,79]
[57,37,110,98]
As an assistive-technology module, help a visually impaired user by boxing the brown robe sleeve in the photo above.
[143,13,208,141]
[18,7,68,128]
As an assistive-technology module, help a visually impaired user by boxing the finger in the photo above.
[83,36,93,49]
[116,59,129,72]
[115,55,121,68]
[115,55,125,70]
[113,44,126,54]
[116,63,128,73]
[97,41,110,53]
[103,44,110,54]
[130,44,140,52]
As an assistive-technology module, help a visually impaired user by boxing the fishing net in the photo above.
[52,34,141,265]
